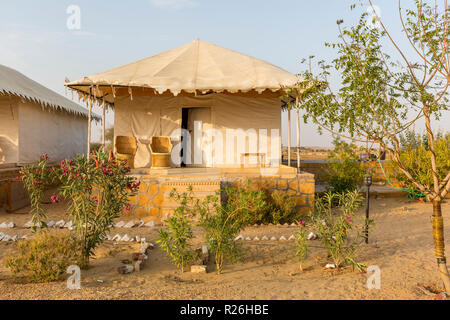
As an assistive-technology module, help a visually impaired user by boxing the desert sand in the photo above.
[0,195,448,300]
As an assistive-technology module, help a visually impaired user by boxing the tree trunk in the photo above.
[432,201,450,292]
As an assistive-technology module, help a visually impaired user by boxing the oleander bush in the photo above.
[308,190,370,271]
[20,151,140,268]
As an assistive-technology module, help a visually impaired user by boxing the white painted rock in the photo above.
[261,236,269,241]
[135,235,141,242]
[2,235,11,242]
[279,236,287,241]
[115,221,125,228]
[137,220,145,228]
[7,222,15,228]
[245,237,252,241]
[24,220,35,228]
[288,235,296,241]
[144,221,155,228]
[290,223,296,227]
[0,232,5,241]
[325,263,336,269]
[47,221,55,228]
[11,235,18,242]
[0,222,7,229]
[123,221,136,228]
[55,220,65,228]
[234,235,244,241]
[121,234,131,242]
[253,236,260,241]
[64,220,73,229]
[21,235,29,240]
[307,232,318,240]
[112,234,122,241]
[105,234,112,241]
[270,236,277,241]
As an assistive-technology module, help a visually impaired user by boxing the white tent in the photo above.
[0,64,99,165]
[66,40,303,168]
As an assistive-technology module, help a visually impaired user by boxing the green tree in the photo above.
[297,1,450,290]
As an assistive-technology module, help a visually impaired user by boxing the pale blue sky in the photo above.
[0,0,448,146]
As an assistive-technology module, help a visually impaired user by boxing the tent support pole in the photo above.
[287,106,291,167]
[296,97,300,173]
[102,97,106,149]
[87,88,92,160]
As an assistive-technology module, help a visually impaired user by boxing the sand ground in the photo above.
[0,196,448,300]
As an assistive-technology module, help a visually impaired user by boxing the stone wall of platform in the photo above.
[126,172,315,224]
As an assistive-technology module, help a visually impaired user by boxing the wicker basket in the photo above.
[116,136,137,155]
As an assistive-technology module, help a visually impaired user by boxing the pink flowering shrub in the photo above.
[20,153,58,228]
[21,151,139,267]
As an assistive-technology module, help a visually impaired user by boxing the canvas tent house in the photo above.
[66,40,316,220]
[0,64,98,165]
[66,40,302,169]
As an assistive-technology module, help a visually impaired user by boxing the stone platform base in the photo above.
[126,166,315,224]
[0,167,29,213]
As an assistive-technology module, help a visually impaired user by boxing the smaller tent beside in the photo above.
[0,64,99,166]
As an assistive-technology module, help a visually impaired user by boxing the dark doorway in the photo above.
[181,108,189,167]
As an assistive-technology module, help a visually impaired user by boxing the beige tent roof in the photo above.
[0,64,99,119]
[66,40,301,102]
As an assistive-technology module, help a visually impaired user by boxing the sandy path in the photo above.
[0,196,448,300]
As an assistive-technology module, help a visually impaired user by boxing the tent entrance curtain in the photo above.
[181,106,212,168]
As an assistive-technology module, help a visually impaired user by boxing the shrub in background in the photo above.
[326,137,365,193]
[5,232,82,283]
[396,130,449,198]
[269,190,298,224]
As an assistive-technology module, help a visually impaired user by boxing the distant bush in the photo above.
[326,137,365,193]
[244,183,299,225]
[396,130,449,198]
[266,190,298,225]
[5,233,82,283]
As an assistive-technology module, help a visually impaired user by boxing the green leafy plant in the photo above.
[157,189,196,272]
[191,183,266,274]
[309,190,369,271]
[295,219,309,272]
[5,232,82,283]
[326,137,365,193]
